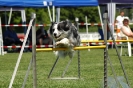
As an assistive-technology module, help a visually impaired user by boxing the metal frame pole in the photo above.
[107,20,131,88]
[77,50,80,78]
[31,13,37,88]
[22,58,33,88]
[75,18,80,78]
[8,15,34,88]
[48,56,60,78]
[103,12,108,88]
[61,58,73,78]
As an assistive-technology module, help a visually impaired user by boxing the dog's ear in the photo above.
[51,22,56,26]
[49,22,56,35]
[63,20,72,31]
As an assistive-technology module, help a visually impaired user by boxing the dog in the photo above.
[48,20,80,58]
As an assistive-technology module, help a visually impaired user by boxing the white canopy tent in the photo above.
[0,7,26,55]
[0,7,26,25]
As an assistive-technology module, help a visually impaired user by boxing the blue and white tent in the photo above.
[0,0,99,24]
[0,0,98,7]
[98,0,133,4]
[53,0,98,7]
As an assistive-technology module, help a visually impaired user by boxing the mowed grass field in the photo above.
[0,48,133,88]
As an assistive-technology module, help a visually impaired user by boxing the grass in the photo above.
[0,47,133,88]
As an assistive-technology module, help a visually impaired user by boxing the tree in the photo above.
[60,7,100,23]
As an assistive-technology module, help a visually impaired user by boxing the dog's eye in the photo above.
[64,27,69,31]
[57,26,62,31]
[52,29,55,31]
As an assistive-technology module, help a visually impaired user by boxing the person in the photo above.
[3,26,23,46]
[105,10,111,40]
[120,17,133,39]
[120,17,133,56]
[115,11,125,39]
[36,26,52,45]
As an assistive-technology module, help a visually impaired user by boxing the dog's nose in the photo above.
[54,33,57,37]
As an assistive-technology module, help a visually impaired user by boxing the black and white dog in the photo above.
[48,20,80,58]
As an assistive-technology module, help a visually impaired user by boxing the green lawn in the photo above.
[0,48,133,88]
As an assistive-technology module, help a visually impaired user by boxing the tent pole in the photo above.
[47,6,53,22]
[98,6,104,33]
[4,10,7,30]
[56,8,60,22]
[53,6,55,22]
[8,7,12,25]
[21,9,27,34]
[0,17,4,55]
[85,16,88,34]
[43,1,53,22]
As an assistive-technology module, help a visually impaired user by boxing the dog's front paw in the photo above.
[60,38,70,44]
[55,41,63,47]
[56,42,66,47]
[55,41,60,46]
[55,38,70,47]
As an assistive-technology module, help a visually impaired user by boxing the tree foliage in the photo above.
[0,7,133,25]
[60,7,100,23]
[0,7,100,25]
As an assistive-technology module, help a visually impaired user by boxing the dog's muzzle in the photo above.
[54,33,61,39]
[54,33,57,37]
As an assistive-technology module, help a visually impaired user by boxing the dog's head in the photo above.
[49,20,72,41]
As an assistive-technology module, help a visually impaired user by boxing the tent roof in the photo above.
[53,0,98,7]
[98,0,133,4]
[0,0,98,7]
[0,0,50,7]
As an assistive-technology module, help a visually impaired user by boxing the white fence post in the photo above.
[0,17,4,55]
